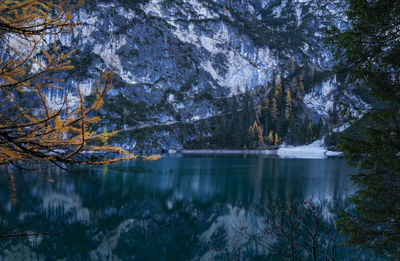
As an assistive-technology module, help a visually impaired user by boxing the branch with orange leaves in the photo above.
[0,1,150,169]
[0,71,140,167]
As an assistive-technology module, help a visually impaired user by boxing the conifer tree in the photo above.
[291,56,295,73]
[275,75,283,95]
[288,116,297,144]
[274,133,280,147]
[268,130,274,144]
[285,90,292,120]
[291,77,298,105]
[327,1,400,257]
[263,97,270,111]
[248,121,263,148]
[292,77,298,89]
[271,97,278,121]
[262,97,270,137]
[248,124,256,148]
[0,0,136,167]
[256,122,263,146]
[298,78,305,100]
[256,105,262,122]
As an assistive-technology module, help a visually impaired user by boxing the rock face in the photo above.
[45,0,364,149]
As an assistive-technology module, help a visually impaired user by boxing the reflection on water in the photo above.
[0,156,380,260]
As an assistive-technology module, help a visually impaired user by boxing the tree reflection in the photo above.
[0,157,379,260]
[240,198,340,260]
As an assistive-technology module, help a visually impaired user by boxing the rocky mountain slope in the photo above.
[46,0,368,150]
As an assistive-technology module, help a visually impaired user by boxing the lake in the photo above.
[0,155,382,260]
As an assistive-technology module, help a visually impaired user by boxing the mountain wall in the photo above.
[45,0,368,150]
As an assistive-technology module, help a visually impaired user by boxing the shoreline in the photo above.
[182,149,275,155]
[131,140,343,159]
[180,148,342,158]
[179,140,343,159]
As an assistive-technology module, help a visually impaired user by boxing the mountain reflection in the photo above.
[0,156,366,260]
[100,156,356,204]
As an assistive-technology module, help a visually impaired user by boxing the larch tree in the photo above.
[268,130,274,144]
[271,97,278,121]
[274,133,280,147]
[0,0,137,171]
[263,97,269,111]
[256,122,263,145]
[274,75,283,96]
[248,121,263,149]
[291,77,298,105]
[285,89,292,120]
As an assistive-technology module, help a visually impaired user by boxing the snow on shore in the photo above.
[181,140,342,159]
[277,139,342,159]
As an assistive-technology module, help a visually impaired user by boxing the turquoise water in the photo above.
[0,156,380,260]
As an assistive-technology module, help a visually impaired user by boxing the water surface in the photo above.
[0,156,375,260]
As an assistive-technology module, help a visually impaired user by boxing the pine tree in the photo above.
[292,77,298,105]
[288,116,297,144]
[292,77,298,89]
[298,79,305,100]
[291,56,295,73]
[327,1,400,256]
[256,105,262,122]
[248,124,256,148]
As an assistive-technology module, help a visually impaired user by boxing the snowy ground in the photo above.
[182,139,342,159]
[277,139,342,159]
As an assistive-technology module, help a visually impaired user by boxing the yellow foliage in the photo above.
[142,155,163,161]
[248,121,263,148]
[268,131,274,144]
[275,75,283,95]
[271,98,278,121]
[291,56,295,73]
[263,97,269,111]
[285,90,292,120]
[0,0,142,167]
[274,133,281,147]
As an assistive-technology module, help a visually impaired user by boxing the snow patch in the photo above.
[277,139,341,159]
[142,0,164,17]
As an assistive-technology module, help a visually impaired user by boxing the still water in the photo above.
[0,156,380,260]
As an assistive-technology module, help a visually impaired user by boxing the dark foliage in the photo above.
[326,0,400,258]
